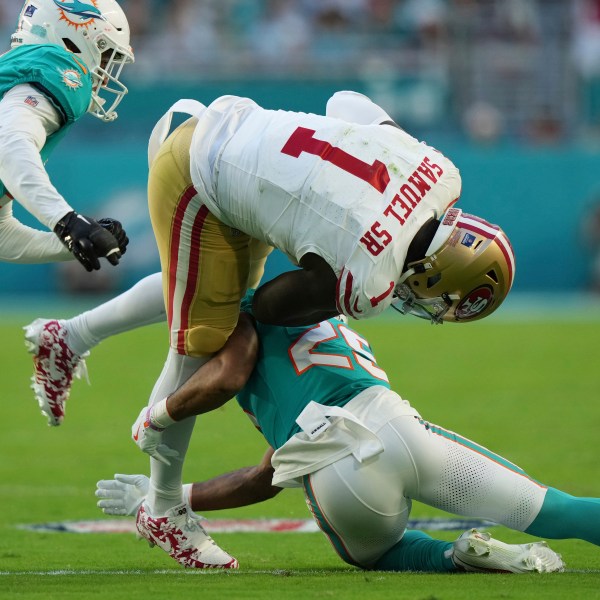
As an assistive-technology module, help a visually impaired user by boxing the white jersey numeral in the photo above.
[289,321,388,383]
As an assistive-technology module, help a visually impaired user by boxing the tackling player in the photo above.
[94,291,594,573]
[0,0,132,270]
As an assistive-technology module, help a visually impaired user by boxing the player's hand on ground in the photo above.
[131,406,180,465]
[53,210,126,271]
[95,474,149,516]
[98,218,129,256]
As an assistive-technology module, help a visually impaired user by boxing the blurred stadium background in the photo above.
[2,0,600,307]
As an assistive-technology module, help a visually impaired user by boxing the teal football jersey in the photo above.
[237,292,391,449]
[0,44,92,197]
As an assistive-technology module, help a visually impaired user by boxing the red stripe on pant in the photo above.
[176,204,209,353]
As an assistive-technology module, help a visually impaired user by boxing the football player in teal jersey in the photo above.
[98,290,598,572]
[0,0,133,269]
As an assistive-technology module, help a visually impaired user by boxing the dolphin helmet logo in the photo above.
[52,0,104,30]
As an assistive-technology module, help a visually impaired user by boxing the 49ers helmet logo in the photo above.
[52,0,103,30]
[455,285,494,320]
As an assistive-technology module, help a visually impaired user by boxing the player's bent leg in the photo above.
[24,273,166,426]
[397,416,548,533]
[165,209,256,357]
[24,318,89,427]
[64,272,165,353]
[302,453,414,569]
[147,117,259,357]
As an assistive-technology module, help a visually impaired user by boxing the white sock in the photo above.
[144,349,212,515]
[63,273,165,356]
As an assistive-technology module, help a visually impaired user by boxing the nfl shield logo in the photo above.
[461,233,476,248]
[24,5,37,17]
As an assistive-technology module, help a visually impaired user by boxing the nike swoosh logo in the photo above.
[132,425,140,442]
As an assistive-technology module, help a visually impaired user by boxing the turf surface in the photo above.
[1,306,599,599]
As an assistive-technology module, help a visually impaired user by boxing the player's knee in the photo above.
[184,324,233,357]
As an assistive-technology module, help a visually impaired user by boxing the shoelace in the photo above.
[181,514,220,550]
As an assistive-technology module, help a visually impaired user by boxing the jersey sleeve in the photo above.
[0,202,71,263]
[0,85,72,229]
[336,263,396,320]
[3,45,93,123]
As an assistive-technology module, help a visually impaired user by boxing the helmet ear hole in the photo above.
[486,269,499,283]
[62,38,81,54]
[427,273,442,288]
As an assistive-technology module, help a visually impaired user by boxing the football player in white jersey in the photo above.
[0,0,133,269]
[25,91,515,428]
[28,92,516,569]
[93,302,597,573]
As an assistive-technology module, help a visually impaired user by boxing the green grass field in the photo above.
[1,305,600,599]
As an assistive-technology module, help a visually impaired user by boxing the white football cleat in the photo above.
[24,318,88,427]
[136,502,239,569]
[452,529,565,573]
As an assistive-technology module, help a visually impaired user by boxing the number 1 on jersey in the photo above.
[281,127,391,193]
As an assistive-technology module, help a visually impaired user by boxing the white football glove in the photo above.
[95,474,149,516]
[131,406,180,466]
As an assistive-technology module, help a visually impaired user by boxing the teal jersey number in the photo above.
[237,319,390,450]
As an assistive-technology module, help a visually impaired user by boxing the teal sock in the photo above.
[373,530,456,572]
[525,487,600,545]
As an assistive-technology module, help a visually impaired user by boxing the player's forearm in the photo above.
[0,205,71,263]
[189,466,281,512]
[189,448,279,511]
[159,313,259,422]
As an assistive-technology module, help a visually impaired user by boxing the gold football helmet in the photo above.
[392,208,515,323]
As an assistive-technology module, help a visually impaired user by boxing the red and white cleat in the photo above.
[24,318,88,427]
[136,503,239,569]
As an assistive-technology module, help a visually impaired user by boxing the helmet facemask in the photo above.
[88,38,133,122]
[392,208,516,324]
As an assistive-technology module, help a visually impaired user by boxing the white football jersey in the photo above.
[189,95,462,319]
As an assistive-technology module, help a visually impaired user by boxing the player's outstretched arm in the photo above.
[252,253,340,326]
[0,86,128,269]
[189,448,281,511]
[97,449,280,515]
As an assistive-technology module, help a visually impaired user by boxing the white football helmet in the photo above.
[393,208,516,324]
[11,0,134,122]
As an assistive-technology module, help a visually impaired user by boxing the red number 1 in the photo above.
[281,127,390,194]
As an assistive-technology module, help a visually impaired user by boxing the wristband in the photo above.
[182,483,193,510]
[149,398,176,429]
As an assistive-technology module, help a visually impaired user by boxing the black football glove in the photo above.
[98,218,129,256]
[54,211,125,272]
